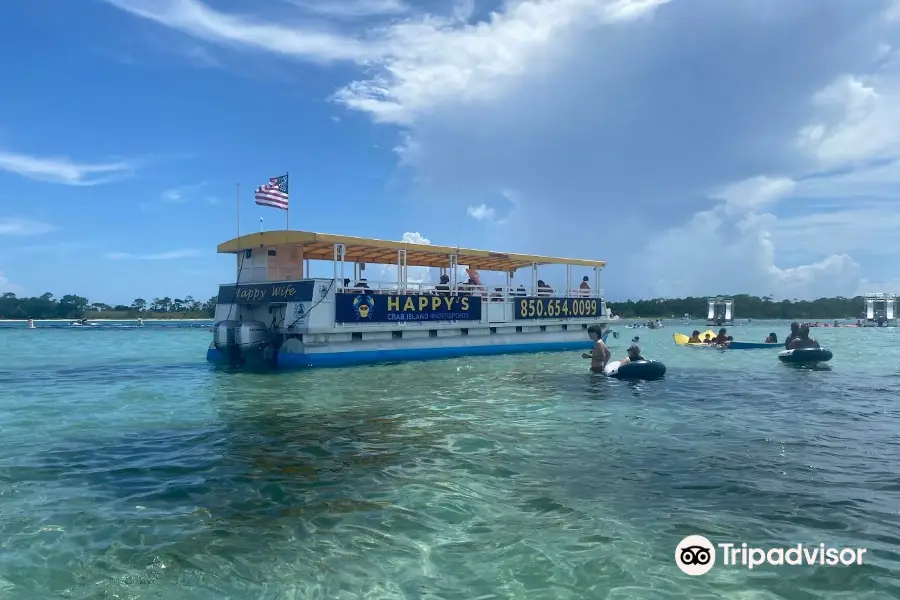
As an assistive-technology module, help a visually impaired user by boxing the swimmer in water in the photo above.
[787,323,820,350]
[583,324,611,373]
[618,343,645,365]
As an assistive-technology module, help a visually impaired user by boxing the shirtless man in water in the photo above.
[583,324,611,372]
[787,323,820,350]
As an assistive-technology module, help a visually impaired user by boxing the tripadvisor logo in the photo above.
[675,535,867,576]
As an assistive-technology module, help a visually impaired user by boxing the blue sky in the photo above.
[2,0,900,304]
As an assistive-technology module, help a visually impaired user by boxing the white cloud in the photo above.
[885,0,900,21]
[102,0,377,62]
[0,271,23,295]
[466,204,496,221]
[104,0,900,299]
[332,0,670,124]
[795,74,900,167]
[283,0,410,18]
[105,249,201,260]
[103,0,669,124]
[773,204,900,257]
[790,159,900,199]
[0,218,57,236]
[0,151,133,186]
[161,189,186,202]
[640,196,863,299]
[376,231,469,288]
[160,182,207,202]
[182,44,221,68]
[709,176,796,211]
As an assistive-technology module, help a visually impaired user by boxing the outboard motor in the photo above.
[214,320,271,366]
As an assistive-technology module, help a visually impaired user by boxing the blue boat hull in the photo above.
[726,341,782,350]
[207,339,594,369]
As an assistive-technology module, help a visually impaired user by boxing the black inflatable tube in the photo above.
[778,347,833,364]
[610,360,667,380]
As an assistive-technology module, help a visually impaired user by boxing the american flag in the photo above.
[254,174,289,211]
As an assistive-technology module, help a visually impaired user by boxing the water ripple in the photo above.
[0,325,899,598]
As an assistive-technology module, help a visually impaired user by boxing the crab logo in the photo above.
[353,295,375,320]
[292,302,306,325]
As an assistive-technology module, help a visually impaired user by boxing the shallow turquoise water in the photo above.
[1,321,899,599]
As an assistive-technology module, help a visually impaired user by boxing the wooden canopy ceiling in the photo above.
[217,230,606,272]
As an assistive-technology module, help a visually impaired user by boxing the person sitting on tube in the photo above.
[617,343,645,366]
[713,328,728,344]
[703,333,712,343]
[583,324,611,373]
[785,322,800,348]
[687,330,702,343]
[787,323,820,350]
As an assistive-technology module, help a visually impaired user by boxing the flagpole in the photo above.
[285,171,290,231]
[236,183,240,240]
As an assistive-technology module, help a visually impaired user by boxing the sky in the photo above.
[2,0,900,304]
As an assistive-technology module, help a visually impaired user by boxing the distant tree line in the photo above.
[606,294,868,320]
[0,292,217,320]
[0,291,875,321]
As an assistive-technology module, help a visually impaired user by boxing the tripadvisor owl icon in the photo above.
[675,535,716,576]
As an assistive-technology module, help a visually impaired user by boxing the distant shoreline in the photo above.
[0,318,212,323]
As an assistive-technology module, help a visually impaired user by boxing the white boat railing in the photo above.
[338,280,604,300]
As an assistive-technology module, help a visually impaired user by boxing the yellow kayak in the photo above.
[673,330,718,346]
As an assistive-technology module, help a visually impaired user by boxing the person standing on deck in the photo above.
[580,276,591,296]
[583,324,611,373]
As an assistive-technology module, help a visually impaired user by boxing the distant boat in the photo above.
[70,321,98,327]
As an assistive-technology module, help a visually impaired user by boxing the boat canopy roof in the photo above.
[217,230,606,272]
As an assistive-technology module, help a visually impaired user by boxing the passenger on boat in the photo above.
[618,343,645,365]
[435,274,450,295]
[537,280,553,297]
[787,323,820,350]
[516,284,526,297]
[583,324,611,373]
[461,268,486,298]
[580,276,591,296]
[687,330,703,343]
[765,332,778,343]
[784,322,800,349]
[355,278,369,289]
